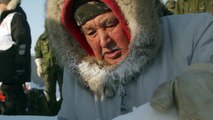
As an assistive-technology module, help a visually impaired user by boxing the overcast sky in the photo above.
[22,0,46,55]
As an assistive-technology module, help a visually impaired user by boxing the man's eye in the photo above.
[86,30,96,36]
[105,19,119,28]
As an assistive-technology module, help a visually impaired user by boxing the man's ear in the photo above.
[7,0,21,10]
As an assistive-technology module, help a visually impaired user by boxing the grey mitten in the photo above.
[151,63,213,120]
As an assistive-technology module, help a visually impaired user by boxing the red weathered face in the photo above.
[81,12,129,65]
[0,3,7,11]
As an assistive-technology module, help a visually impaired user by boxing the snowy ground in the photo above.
[0,115,57,120]
[0,103,178,120]
[113,103,178,120]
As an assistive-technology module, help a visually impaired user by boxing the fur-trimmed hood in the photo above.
[46,0,165,97]
[0,0,21,18]
[0,0,21,11]
[7,0,21,10]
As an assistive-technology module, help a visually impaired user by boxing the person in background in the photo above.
[0,0,31,115]
[34,30,63,116]
[46,0,213,120]
[165,0,176,14]
[176,0,213,14]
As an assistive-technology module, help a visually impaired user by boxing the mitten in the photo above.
[151,63,213,120]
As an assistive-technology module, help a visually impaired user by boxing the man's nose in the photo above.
[98,29,111,48]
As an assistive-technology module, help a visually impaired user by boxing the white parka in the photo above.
[46,0,213,120]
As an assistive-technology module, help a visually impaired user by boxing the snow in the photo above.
[0,115,57,120]
[0,103,178,120]
[113,103,178,120]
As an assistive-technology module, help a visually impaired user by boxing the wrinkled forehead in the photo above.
[166,1,176,6]
[0,0,10,4]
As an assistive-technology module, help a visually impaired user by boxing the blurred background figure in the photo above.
[176,0,213,14]
[165,0,176,14]
[0,0,31,115]
[34,30,63,116]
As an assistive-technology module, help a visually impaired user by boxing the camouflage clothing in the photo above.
[34,31,63,115]
[176,0,213,14]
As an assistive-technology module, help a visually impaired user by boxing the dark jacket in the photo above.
[0,6,31,84]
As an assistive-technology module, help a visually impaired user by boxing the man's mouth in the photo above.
[104,49,121,59]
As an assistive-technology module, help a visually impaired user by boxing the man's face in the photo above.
[166,1,175,10]
[0,2,7,11]
[81,12,129,65]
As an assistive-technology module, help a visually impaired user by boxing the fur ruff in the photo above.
[46,0,161,97]
[7,0,21,10]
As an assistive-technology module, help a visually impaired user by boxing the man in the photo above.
[176,0,213,14]
[34,30,63,115]
[46,0,213,120]
[0,0,31,115]
[165,0,176,14]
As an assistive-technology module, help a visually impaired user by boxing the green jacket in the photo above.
[34,31,60,73]
[176,0,213,14]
